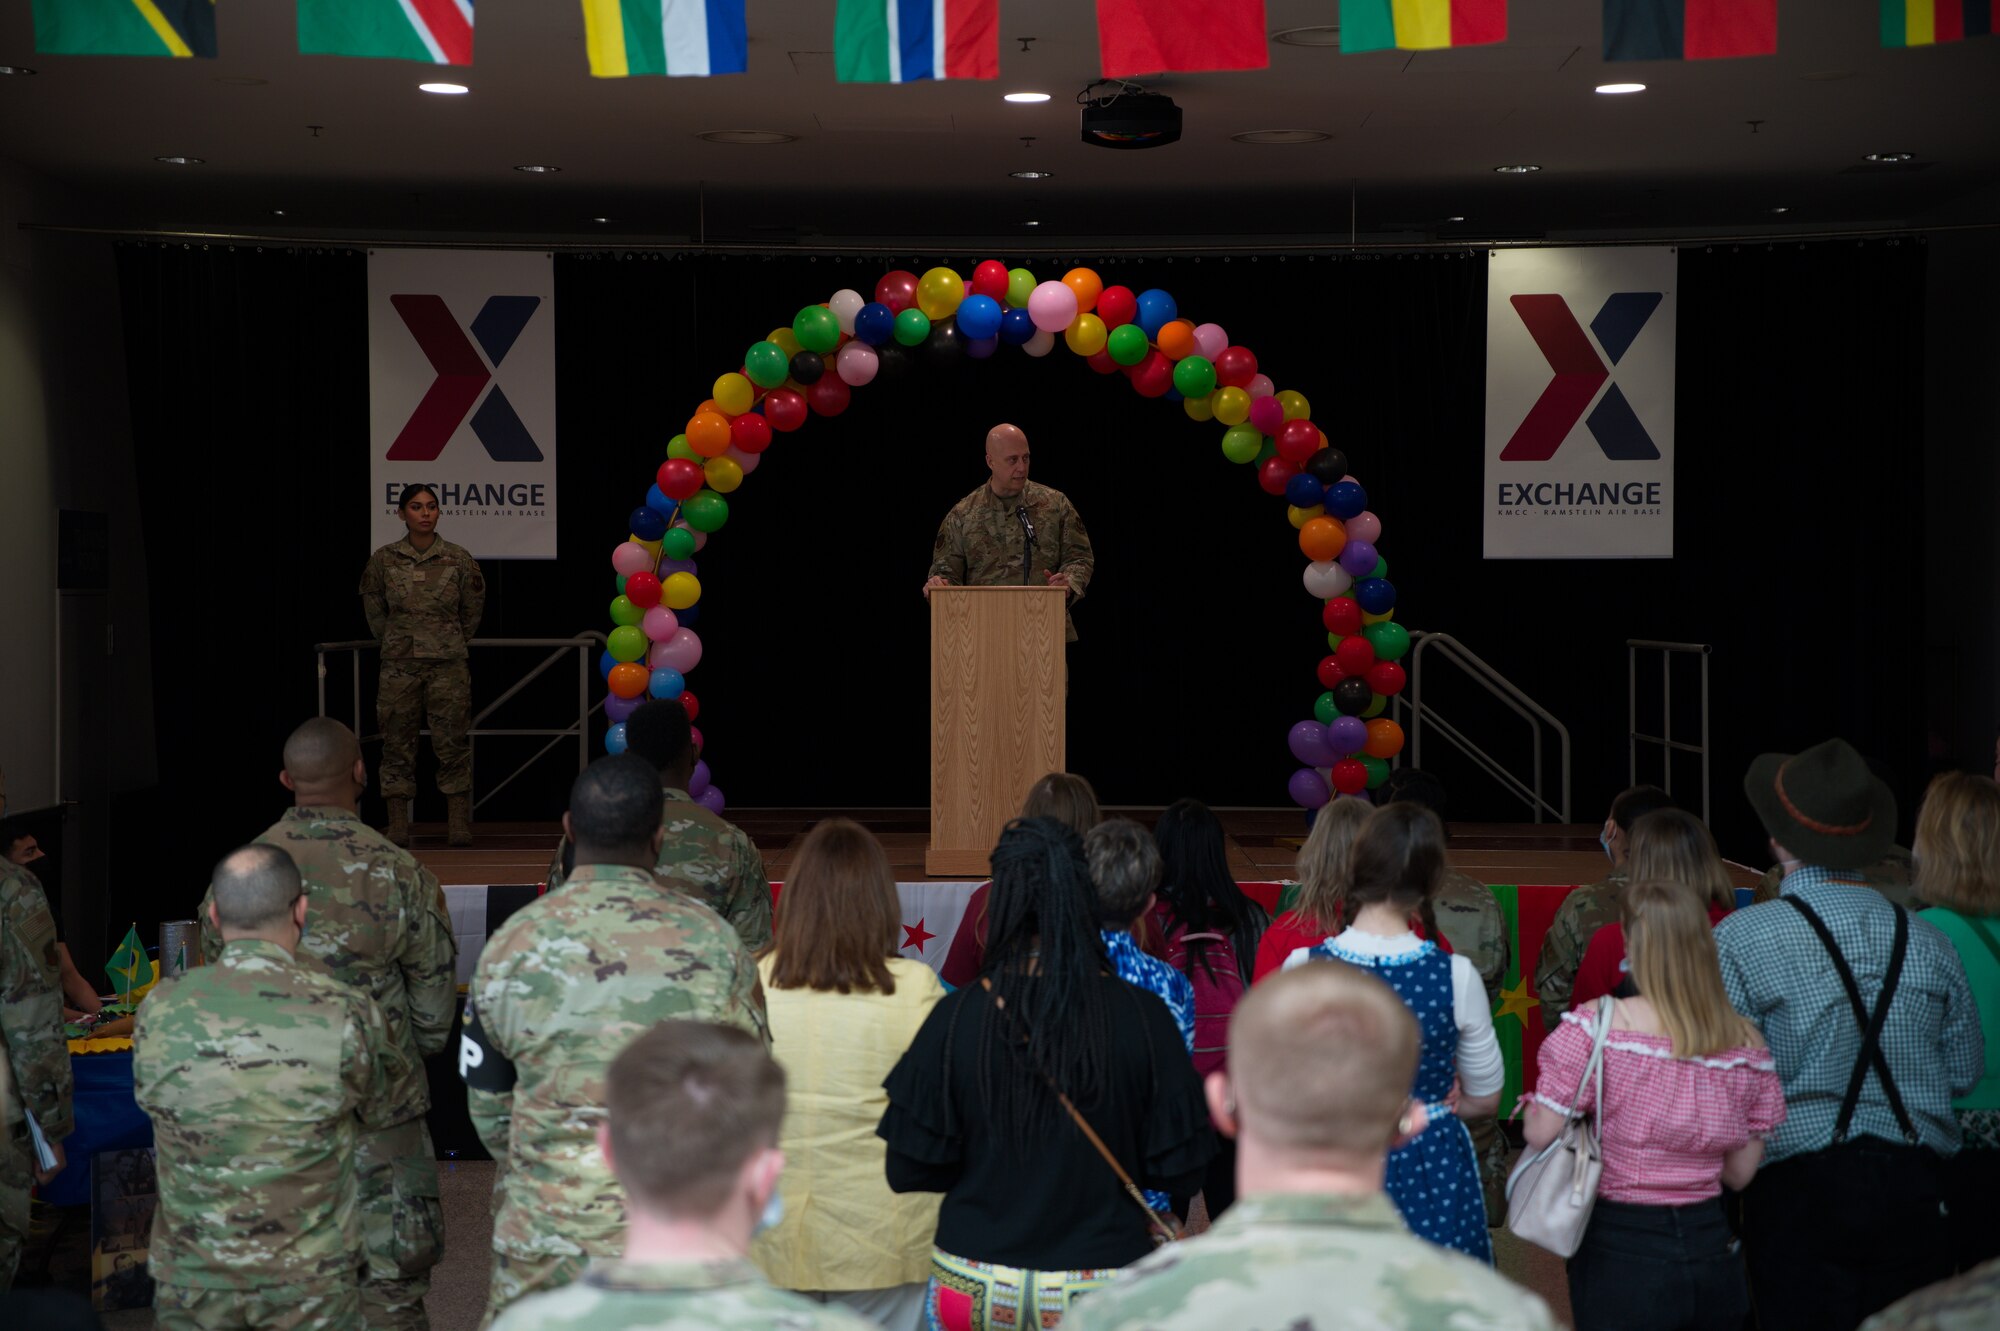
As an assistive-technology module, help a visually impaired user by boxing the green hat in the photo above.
[1743,738,1896,871]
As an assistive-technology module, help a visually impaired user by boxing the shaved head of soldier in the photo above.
[623,700,697,790]
[207,843,308,947]
[280,718,366,804]
[563,753,666,869]
[984,423,1031,499]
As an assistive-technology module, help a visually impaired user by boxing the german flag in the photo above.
[32,0,216,58]
[1604,0,1777,61]
[1882,1,1993,46]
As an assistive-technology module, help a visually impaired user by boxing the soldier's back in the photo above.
[487,1259,880,1331]
[1433,869,1507,1001]
[1535,873,1625,1013]
[655,793,772,951]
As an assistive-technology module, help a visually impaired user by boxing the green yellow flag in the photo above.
[32,1,218,58]
[107,924,148,1002]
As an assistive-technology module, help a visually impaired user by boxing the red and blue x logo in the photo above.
[1500,292,1663,462]
[386,294,545,462]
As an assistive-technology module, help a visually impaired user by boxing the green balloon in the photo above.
[745,341,789,389]
[793,304,841,355]
[682,490,730,533]
[1172,355,1216,399]
[1360,754,1391,789]
[1361,693,1388,719]
[1107,323,1150,366]
[661,527,697,561]
[1221,424,1263,464]
[1314,691,1340,726]
[666,433,700,462]
[615,574,628,595]
[606,624,648,663]
[1005,268,1036,308]
[609,594,643,627]
[1362,621,1411,662]
[1257,437,1279,463]
[893,307,931,346]
[1370,556,1388,580]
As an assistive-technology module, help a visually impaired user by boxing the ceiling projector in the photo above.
[1079,92,1183,150]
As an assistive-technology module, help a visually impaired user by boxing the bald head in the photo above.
[985,423,1030,499]
[283,718,363,787]
[210,844,304,933]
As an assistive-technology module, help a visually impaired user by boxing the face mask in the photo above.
[1599,832,1614,862]
[753,1187,784,1238]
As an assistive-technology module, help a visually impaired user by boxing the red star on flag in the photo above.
[902,918,936,953]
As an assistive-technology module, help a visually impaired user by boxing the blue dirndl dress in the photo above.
[1305,935,1494,1264]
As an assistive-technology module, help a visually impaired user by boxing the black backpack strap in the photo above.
[1783,896,1917,1143]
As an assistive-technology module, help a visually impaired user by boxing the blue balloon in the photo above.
[854,301,896,347]
[598,649,617,680]
[957,294,1003,341]
[1326,479,1369,520]
[629,505,668,541]
[1286,474,1326,508]
[648,666,686,700]
[1136,288,1178,338]
[998,307,1036,345]
[674,603,699,628]
[646,485,678,518]
[1165,387,1183,402]
[1355,577,1398,615]
[605,722,629,755]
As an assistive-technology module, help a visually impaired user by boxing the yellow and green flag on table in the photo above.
[1882,1,1993,46]
[31,0,217,58]
[107,924,151,1003]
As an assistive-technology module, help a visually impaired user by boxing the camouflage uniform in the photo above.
[1858,1257,2000,1331]
[360,536,486,798]
[134,939,418,1329]
[199,806,459,1330]
[461,864,770,1323]
[1534,867,1628,1017]
[1756,847,1920,909]
[485,1258,880,1331]
[0,862,71,1291]
[1430,868,1512,1220]
[928,480,1094,641]
[543,789,773,954]
[1057,1191,1558,1331]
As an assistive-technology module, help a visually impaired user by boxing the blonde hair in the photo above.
[1623,879,1756,1057]
[1628,809,1735,913]
[1914,771,2000,915]
[1230,960,1419,1154]
[1290,799,1373,934]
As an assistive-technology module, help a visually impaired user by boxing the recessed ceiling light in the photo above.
[1444,215,1467,222]
[0,65,38,76]
[1493,164,1541,173]
[1230,129,1332,145]
[419,82,469,95]
[272,208,287,217]
[1769,206,1790,214]
[697,129,797,145]
[1009,169,1054,180]
[1864,151,1914,163]
[1003,91,1051,103]
[513,164,561,173]
[1270,26,1343,47]
[155,156,205,165]
[1023,220,1041,227]
[1595,82,1646,94]
[589,216,609,223]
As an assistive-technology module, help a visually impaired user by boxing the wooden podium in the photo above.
[927,586,1067,877]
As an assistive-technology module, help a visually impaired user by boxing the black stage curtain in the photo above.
[115,239,1926,880]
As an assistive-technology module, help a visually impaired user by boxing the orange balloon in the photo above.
[1156,320,1197,361]
[607,662,650,700]
[686,411,732,457]
[1062,267,1103,314]
[1364,718,1406,760]
[1298,516,1348,563]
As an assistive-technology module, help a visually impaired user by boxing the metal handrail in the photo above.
[1628,640,1712,824]
[315,635,608,813]
[1395,631,1572,823]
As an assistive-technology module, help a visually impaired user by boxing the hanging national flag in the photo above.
[1881,1,1994,46]
[1340,0,1507,53]
[581,0,747,76]
[31,0,217,58]
[1486,883,1581,1116]
[834,0,998,83]
[1603,0,1777,61]
[106,924,149,1003]
[1096,0,1269,77]
[300,0,475,66]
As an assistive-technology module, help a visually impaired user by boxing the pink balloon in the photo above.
[1347,511,1382,544]
[1193,322,1228,360]
[724,443,761,476]
[641,606,679,642]
[1246,373,1276,400]
[612,542,654,577]
[1248,395,1286,435]
[689,724,704,754]
[836,341,879,386]
[1026,280,1079,333]
[692,530,708,551]
[655,627,703,674]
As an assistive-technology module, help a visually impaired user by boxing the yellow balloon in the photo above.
[1183,393,1215,423]
[712,372,754,416]
[703,456,744,494]
[1212,386,1251,426]
[1278,389,1311,421]
[768,327,803,358]
[917,266,965,321]
[1362,608,1396,626]
[663,571,702,611]
[1064,312,1107,356]
[1287,504,1326,529]
[632,536,664,557]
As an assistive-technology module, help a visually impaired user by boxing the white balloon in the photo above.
[1303,560,1353,599]
[1023,328,1056,358]
[828,288,864,335]
[836,341,879,386]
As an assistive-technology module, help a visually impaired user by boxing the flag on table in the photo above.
[893,882,982,972]
[32,0,217,58]
[1603,0,1776,61]
[1882,1,1993,46]
[300,0,474,66]
[106,924,150,1003]
[834,0,997,82]
[581,0,747,76]
[1340,0,1507,53]
[1096,0,1268,77]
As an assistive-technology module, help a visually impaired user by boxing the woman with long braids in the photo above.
[879,817,1214,1331]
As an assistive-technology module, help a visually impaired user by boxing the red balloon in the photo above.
[1366,661,1407,696]
[1258,456,1300,496]
[1322,596,1363,636]
[1330,758,1370,796]
[763,388,808,432]
[731,412,772,454]
[624,571,662,610]
[1277,418,1321,464]
[807,375,852,416]
[1129,349,1174,398]
[657,457,703,501]
[678,689,700,722]
[1317,654,1348,690]
[1085,348,1120,376]
[1214,345,1259,388]
[1097,285,1138,329]
[875,269,919,314]
[971,260,1009,301]
[1334,635,1377,677]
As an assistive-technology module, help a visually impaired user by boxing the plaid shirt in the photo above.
[1102,928,1197,1216]
[1714,866,1984,1164]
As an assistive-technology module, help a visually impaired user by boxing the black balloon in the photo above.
[874,342,914,380]
[925,317,963,366]
[1332,676,1375,716]
[1306,447,1349,486]
[788,350,825,385]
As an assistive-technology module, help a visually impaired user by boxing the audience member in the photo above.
[1754,752,1920,910]
[752,817,944,1329]
[545,699,773,952]
[1570,807,1734,1010]
[1857,1256,2000,1331]
[939,772,1101,988]
[1060,963,1556,1331]
[196,718,457,1330]
[1252,798,1371,982]
[487,1022,877,1331]
[1284,804,1502,1262]
[879,817,1213,1331]
[137,845,414,1331]
[461,754,770,1320]
[0,786,70,1292]
[1536,784,1676,1015]
[1912,771,2000,1270]
[1715,739,1984,1331]
[1526,880,1785,1331]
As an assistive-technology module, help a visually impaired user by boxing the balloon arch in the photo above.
[596,261,1411,812]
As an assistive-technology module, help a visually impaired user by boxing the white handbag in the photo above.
[1503,996,1613,1257]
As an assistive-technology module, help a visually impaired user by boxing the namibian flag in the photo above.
[834,0,998,82]
[1882,1,1993,45]
[1340,0,1507,53]
[582,0,747,76]
[1097,0,1269,77]
[300,0,474,66]
[31,0,216,58]
[1604,0,1777,61]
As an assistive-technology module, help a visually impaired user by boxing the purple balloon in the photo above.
[1327,715,1369,755]
[658,558,699,577]
[1338,539,1379,577]
[696,784,726,814]
[1287,767,1331,810]
[687,759,711,799]
[604,693,641,723]
[965,335,999,359]
[1287,720,1336,767]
